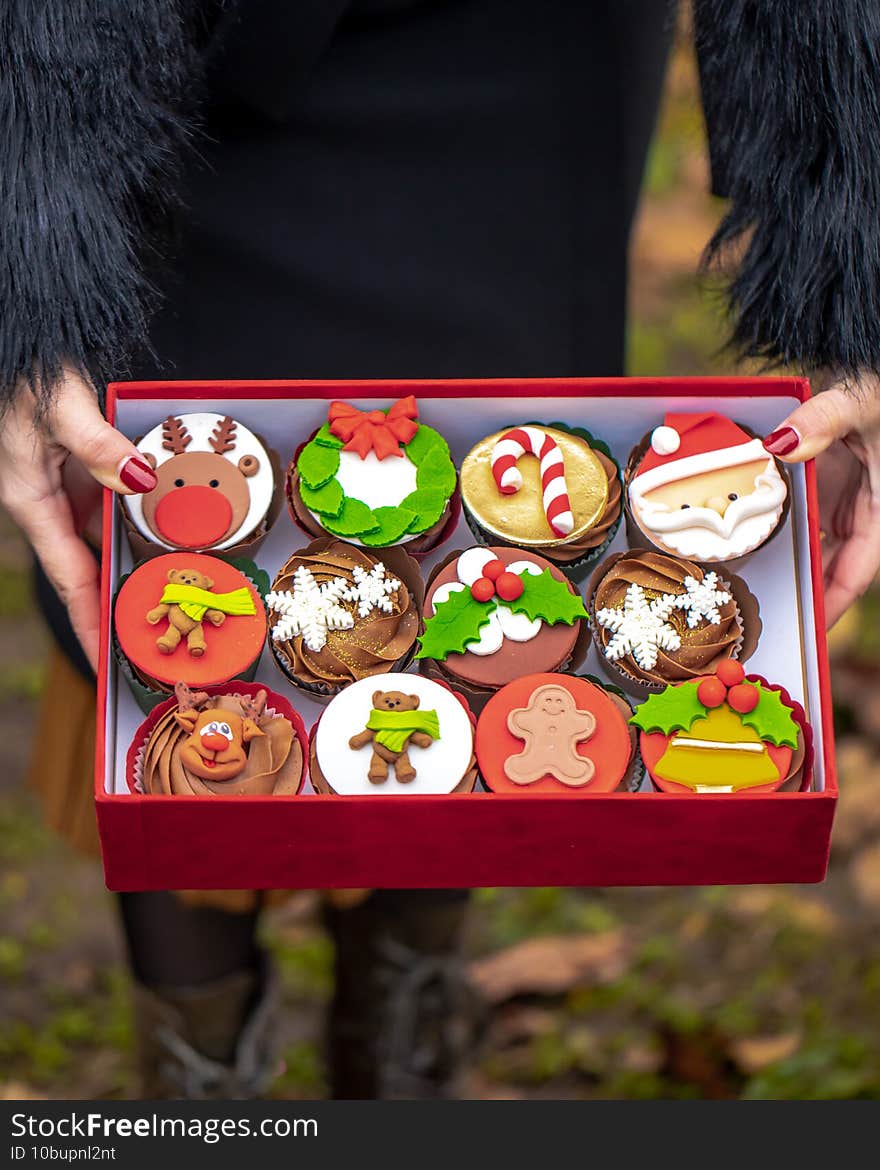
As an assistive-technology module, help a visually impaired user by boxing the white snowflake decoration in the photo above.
[266,562,402,652]
[595,583,681,670]
[673,573,731,629]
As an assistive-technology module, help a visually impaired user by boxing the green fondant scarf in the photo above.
[366,708,440,753]
[160,584,257,622]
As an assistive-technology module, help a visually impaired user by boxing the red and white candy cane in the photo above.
[490,426,574,536]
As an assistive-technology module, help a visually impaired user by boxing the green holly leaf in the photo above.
[416,589,496,661]
[400,488,447,534]
[400,422,437,464]
[630,682,707,736]
[297,437,340,489]
[507,569,587,626]
[314,423,344,449]
[299,476,344,517]
[323,497,380,538]
[740,684,800,748]
[415,446,457,497]
[359,505,417,546]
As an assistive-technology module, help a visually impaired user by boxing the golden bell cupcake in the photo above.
[459,423,621,573]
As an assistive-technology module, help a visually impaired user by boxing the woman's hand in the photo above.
[763,371,880,627]
[0,368,156,670]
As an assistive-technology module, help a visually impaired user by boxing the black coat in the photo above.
[2,0,880,405]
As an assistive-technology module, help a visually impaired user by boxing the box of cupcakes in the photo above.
[95,377,836,890]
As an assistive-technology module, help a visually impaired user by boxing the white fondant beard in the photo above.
[124,412,275,550]
[632,470,787,560]
[311,449,420,546]
[314,674,473,795]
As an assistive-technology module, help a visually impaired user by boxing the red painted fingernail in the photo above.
[763,427,800,456]
[119,455,158,493]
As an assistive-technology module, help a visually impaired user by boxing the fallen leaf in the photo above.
[730,1032,801,1074]
[468,930,630,1005]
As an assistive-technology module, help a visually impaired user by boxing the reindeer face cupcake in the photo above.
[122,413,280,556]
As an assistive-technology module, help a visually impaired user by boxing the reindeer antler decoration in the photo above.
[239,689,267,721]
[209,416,238,455]
[174,681,210,712]
[162,416,192,454]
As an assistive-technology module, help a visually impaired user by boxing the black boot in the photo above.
[324,889,484,1099]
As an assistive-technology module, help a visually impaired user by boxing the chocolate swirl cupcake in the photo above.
[587,550,757,692]
[266,537,423,697]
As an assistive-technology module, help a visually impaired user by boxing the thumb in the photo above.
[763,383,880,464]
[48,372,157,495]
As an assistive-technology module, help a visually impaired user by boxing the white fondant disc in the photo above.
[315,674,474,795]
[334,449,418,510]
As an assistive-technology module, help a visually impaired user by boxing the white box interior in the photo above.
[103,391,825,795]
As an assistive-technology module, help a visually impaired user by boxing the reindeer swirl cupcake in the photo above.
[122,412,281,558]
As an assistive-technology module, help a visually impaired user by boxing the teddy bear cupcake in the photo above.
[626,412,788,562]
[114,552,268,712]
[631,661,811,794]
[288,395,457,555]
[121,412,281,559]
[127,681,307,796]
[459,422,621,573]
[309,674,478,794]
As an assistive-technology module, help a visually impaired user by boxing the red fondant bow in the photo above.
[327,396,419,460]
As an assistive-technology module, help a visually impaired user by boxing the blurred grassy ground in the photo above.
[3,19,880,1101]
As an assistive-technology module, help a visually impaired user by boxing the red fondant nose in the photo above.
[200,732,230,753]
[154,486,233,549]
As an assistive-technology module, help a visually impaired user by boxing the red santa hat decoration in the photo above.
[630,413,770,498]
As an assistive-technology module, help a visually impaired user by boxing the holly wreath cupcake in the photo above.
[288,395,457,555]
[475,672,638,794]
[625,412,788,563]
[309,674,478,795]
[459,422,621,572]
[127,681,307,796]
[121,412,281,560]
[631,660,811,794]
[416,546,589,699]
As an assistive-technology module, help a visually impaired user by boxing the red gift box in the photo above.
[96,377,836,890]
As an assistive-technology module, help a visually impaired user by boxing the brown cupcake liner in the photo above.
[267,538,425,702]
[623,424,792,571]
[585,549,762,699]
[121,437,285,564]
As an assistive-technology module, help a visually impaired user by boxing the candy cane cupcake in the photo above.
[459,423,621,575]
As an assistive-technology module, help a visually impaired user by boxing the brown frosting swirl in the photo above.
[140,692,303,796]
[590,550,743,686]
[269,538,422,691]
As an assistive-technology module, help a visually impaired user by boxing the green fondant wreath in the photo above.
[297,422,456,545]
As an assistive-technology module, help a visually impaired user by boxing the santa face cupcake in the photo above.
[114,553,267,709]
[266,539,423,697]
[631,661,810,794]
[459,424,621,570]
[626,412,788,562]
[309,674,478,794]
[587,549,758,692]
[128,682,307,796]
[288,395,457,555]
[417,546,589,695]
[122,413,280,558]
[476,673,637,794]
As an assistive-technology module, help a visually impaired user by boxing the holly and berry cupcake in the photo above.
[459,423,621,573]
[288,395,457,556]
[114,553,268,712]
[122,413,281,560]
[587,549,759,694]
[631,661,811,794]
[128,681,307,796]
[265,538,423,698]
[476,673,638,794]
[626,412,788,563]
[309,674,478,795]
[416,546,589,700]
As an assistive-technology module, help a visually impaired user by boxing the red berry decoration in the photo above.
[482,558,507,582]
[470,577,496,603]
[715,658,745,687]
[697,676,728,709]
[728,682,759,714]
[495,571,525,602]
